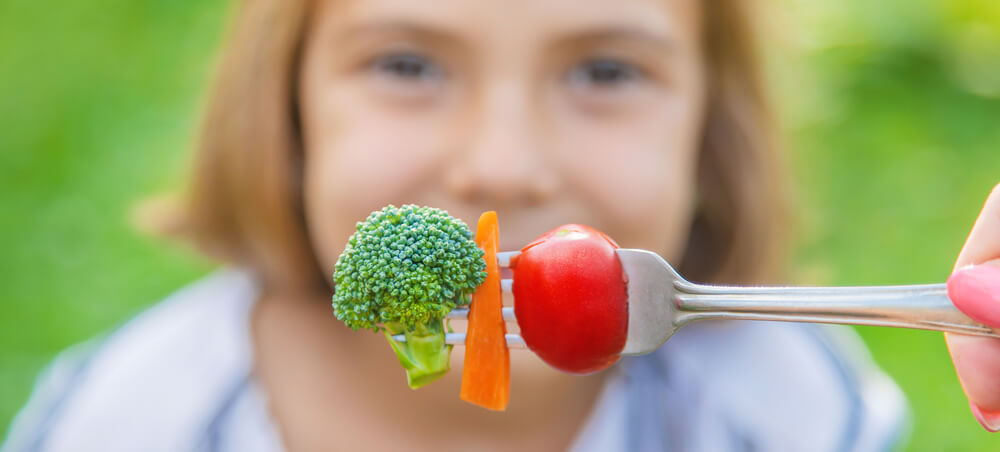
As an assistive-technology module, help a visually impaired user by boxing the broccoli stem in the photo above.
[384,321,452,389]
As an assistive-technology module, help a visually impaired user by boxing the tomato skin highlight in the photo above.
[512,224,628,374]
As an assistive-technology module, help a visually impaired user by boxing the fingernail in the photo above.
[970,401,1000,432]
[947,265,1000,327]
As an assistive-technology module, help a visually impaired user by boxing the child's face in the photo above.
[300,0,705,271]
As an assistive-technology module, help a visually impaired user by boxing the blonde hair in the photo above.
[175,0,786,294]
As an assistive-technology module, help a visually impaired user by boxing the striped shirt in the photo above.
[2,270,909,451]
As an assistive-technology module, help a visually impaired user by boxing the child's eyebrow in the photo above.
[335,21,464,48]
[335,21,675,54]
[551,26,676,54]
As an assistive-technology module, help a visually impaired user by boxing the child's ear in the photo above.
[131,193,187,241]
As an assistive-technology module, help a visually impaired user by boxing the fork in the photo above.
[395,249,1000,356]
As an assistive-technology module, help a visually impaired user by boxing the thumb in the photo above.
[947,260,1000,327]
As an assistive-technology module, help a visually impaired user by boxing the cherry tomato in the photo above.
[511,224,628,374]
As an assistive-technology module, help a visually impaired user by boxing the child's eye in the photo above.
[370,52,444,82]
[566,59,643,88]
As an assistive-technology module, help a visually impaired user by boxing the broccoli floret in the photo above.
[332,205,486,388]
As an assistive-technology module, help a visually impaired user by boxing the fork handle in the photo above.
[673,282,1000,338]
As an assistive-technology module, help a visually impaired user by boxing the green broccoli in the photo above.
[332,205,486,388]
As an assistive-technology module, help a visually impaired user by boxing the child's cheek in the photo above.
[554,127,699,260]
[301,111,451,272]
[572,149,695,260]
[304,86,452,208]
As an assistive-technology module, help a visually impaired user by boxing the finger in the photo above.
[947,333,1000,429]
[945,183,1000,415]
[953,183,1000,269]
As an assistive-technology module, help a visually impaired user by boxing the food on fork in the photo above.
[460,211,511,411]
[512,224,628,374]
[330,205,630,407]
[331,205,486,389]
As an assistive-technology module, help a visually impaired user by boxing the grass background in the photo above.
[2,0,999,449]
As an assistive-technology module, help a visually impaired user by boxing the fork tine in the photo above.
[496,251,520,267]
[501,334,526,348]
[500,278,513,292]
[419,252,522,349]
[390,333,527,348]
[446,306,516,321]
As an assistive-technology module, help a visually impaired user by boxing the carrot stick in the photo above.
[460,211,510,411]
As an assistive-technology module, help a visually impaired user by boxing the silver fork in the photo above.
[396,249,1000,356]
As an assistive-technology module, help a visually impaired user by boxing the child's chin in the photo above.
[510,350,596,381]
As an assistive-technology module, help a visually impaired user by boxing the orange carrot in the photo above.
[460,211,510,411]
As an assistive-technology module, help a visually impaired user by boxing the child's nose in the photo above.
[445,82,558,207]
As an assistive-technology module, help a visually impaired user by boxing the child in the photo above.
[4,0,917,450]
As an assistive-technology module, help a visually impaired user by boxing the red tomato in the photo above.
[511,224,628,374]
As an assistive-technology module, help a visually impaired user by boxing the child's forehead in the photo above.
[319,0,700,44]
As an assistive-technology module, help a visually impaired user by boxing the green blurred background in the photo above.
[1,0,999,449]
